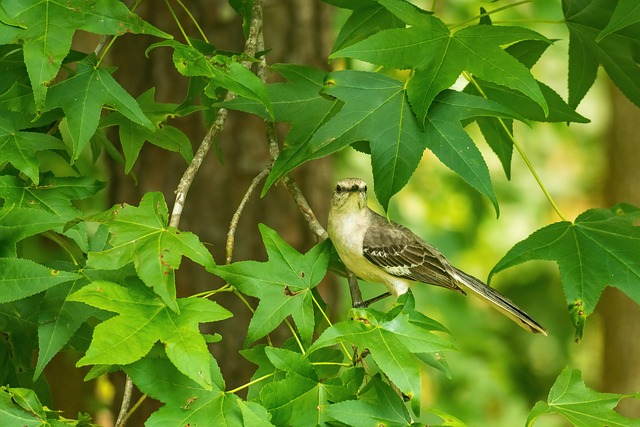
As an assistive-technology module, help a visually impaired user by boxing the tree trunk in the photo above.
[599,83,640,417]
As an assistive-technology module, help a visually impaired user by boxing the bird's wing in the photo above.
[362,213,465,294]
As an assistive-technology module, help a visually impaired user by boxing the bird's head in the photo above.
[331,178,368,212]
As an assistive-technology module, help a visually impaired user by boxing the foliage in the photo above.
[0,0,639,425]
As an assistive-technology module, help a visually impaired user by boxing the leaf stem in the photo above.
[173,0,210,43]
[227,372,274,394]
[312,294,352,362]
[450,0,532,29]
[164,0,192,47]
[464,72,567,221]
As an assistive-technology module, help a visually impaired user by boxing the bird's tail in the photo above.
[452,267,547,335]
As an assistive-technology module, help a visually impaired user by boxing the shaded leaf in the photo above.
[0,112,65,185]
[564,0,640,108]
[45,56,153,162]
[332,14,549,124]
[0,0,169,111]
[126,355,274,427]
[0,258,79,304]
[0,174,104,221]
[309,294,452,415]
[596,0,640,41]
[101,88,194,173]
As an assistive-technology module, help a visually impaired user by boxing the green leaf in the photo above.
[0,0,170,111]
[34,276,105,379]
[527,367,640,427]
[0,206,64,257]
[463,40,588,178]
[596,0,640,41]
[223,63,339,195]
[45,56,153,162]
[68,280,231,389]
[324,375,412,426]
[564,0,640,108]
[0,258,79,304]
[126,355,274,427]
[101,88,194,173]
[271,70,425,212]
[0,295,51,400]
[309,296,452,415]
[0,111,65,185]
[0,174,104,221]
[424,90,523,215]
[213,224,330,346]
[491,204,640,338]
[0,386,44,427]
[331,3,404,53]
[259,347,356,427]
[86,192,216,311]
[149,40,273,118]
[331,15,549,124]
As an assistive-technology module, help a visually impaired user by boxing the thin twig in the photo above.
[115,376,133,427]
[169,0,264,228]
[226,166,271,264]
[255,25,329,243]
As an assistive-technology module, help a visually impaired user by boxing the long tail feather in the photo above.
[452,268,547,335]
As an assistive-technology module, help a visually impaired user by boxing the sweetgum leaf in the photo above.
[309,294,452,415]
[596,0,640,41]
[0,112,65,185]
[0,0,170,112]
[332,14,549,125]
[68,280,231,389]
[45,56,153,162]
[213,224,330,346]
[0,258,78,304]
[491,204,640,339]
[564,0,640,108]
[100,88,194,173]
[86,192,215,311]
[0,175,104,221]
[125,355,275,427]
[527,367,640,427]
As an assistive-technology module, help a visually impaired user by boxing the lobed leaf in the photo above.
[0,0,169,112]
[45,56,153,162]
[68,280,231,389]
[491,204,640,338]
[213,224,330,346]
[564,0,640,108]
[86,192,215,311]
[0,258,79,304]
[527,367,640,427]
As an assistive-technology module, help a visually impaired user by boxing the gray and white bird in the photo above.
[327,177,547,335]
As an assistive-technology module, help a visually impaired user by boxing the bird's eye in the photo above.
[335,184,342,193]
[363,184,367,192]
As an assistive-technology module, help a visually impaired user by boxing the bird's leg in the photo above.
[354,292,391,308]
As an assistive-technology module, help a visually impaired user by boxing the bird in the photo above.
[327,177,547,335]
